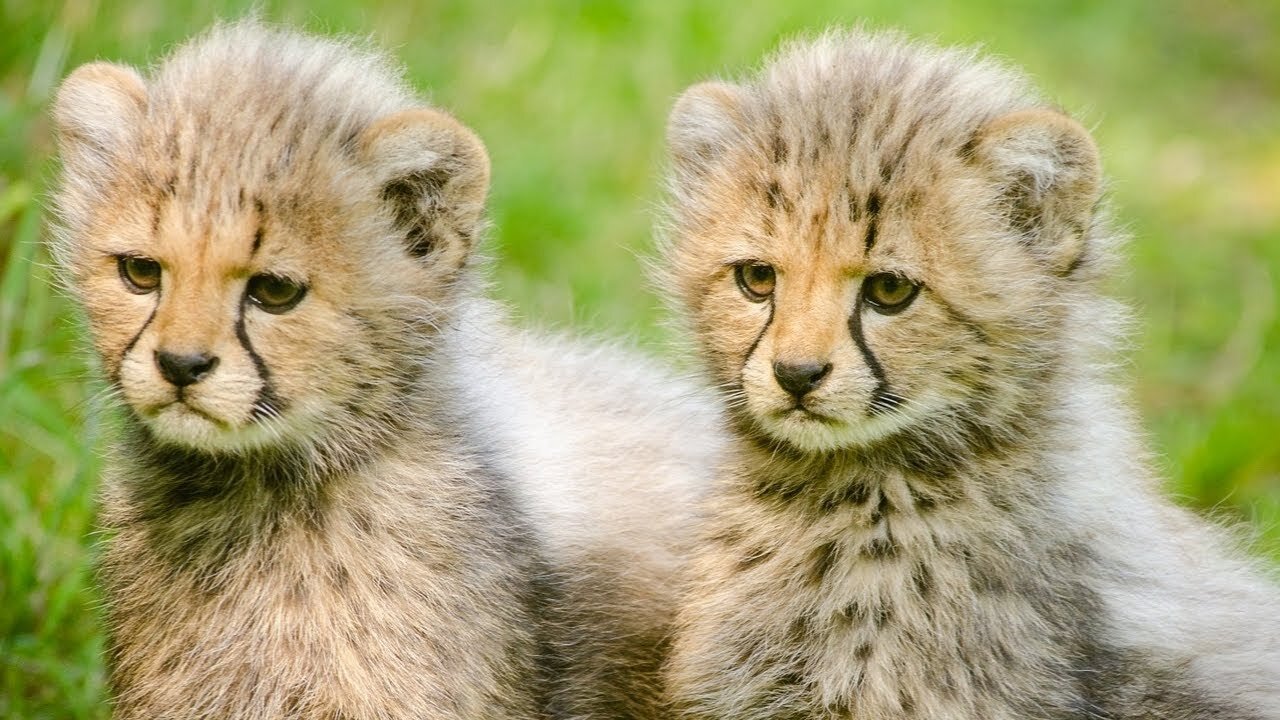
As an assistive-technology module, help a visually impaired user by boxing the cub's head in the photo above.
[50,23,489,454]
[661,31,1111,456]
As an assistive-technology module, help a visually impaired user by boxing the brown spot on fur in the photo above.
[874,601,894,628]
[814,125,831,162]
[737,546,774,571]
[350,507,374,536]
[764,180,792,213]
[911,560,934,597]
[1062,252,1086,277]
[848,189,862,222]
[807,541,839,586]
[150,197,163,236]
[819,480,871,511]
[786,615,811,643]
[329,562,351,590]
[899,688,917,714]
[864,534,898,559]
[810,206,829,232]
[837,601,863,625]
[869,490,892,523]
[900,187,923,210]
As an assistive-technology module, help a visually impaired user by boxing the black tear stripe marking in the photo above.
[235,304,287,420]
[741,295,776,367]
[114,304,159,385]
[847,294,895,415]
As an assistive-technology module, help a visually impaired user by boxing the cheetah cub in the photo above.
[52,21,720,719]
[660,29,1280,719]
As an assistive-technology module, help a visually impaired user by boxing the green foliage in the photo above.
[1,1,1277,716]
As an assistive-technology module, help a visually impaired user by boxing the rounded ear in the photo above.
[968,108,1102,275]
[358,108,490,272]
[53,61,148,184]
[667,81,748,175]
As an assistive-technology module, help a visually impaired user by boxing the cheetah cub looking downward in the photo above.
[52,21,720,719]
[660,29,1280,719]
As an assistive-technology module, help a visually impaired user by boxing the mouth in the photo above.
[150,400,231,429]
[775,403,841,425]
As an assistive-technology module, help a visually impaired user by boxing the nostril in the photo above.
[773,361,834,399]
[155,351,220,387]
[810,363,832,384]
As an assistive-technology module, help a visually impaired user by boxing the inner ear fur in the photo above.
[667,81,749,175]
[53,61,148,183]
[970,108,1102,274]
[359,108,490,271]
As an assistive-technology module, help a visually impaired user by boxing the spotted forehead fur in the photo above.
[661,27,1114,338]
[147,22,410,184]
[50,21,418,269]
[667,29,1043,221]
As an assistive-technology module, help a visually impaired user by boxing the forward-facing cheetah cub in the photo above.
[660,29,1280,719]
[51,21,721,719]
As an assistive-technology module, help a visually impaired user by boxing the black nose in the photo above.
[155,351,219,387]
[773,360,832,399]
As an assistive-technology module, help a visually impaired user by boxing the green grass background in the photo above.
[1,0,1277,715]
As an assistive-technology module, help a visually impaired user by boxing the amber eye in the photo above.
[863,272,920,314]
[118,255,162,294]
[246,274,307,314]
[734,262,776,302]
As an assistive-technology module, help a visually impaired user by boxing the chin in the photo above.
[144,403,280,453]
[759,410,894,453]
[756,390,947,454]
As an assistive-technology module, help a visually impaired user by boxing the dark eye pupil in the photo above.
[248,274,306,313]
[732,260,778,304]
[736,262,776,301]
[865,272,919,313]
[130,259,157,279]
[261,278,289,300]
[119,256,161,292]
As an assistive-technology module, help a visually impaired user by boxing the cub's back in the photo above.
[443,300,726,718]
[445,301,722,557]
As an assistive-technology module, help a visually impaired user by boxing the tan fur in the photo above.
[659,28,1280,719]
[50,20,723,719]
